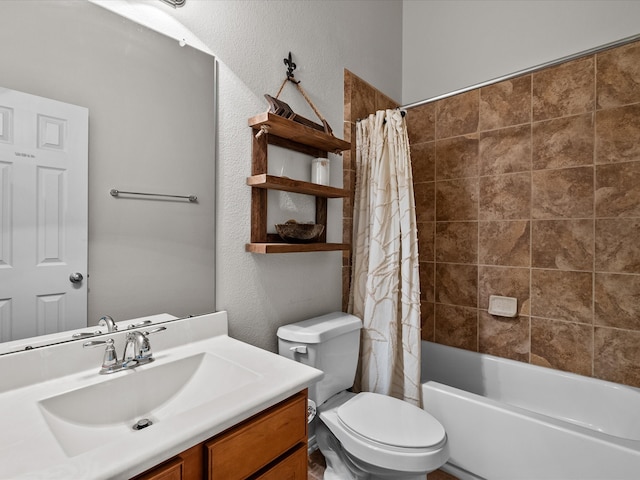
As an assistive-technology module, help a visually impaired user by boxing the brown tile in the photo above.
[532,113,594,170]
[342,216,353,245]
[532,56,595,121]
[595,104,640,164]
[414,181,435,223]
[479,125,531,176]
[594,327,640,387]
[436,135,479,180]
[435,263,478,308]
[531,317,593,376]
[411,141,436,183]
[342,266,350,312]
[343,167,355,219]
[531,269,593,323]
[595,273,640,330]
[421,301,435,341]
[406,102,436,144]
[531,167,594,219]
[420,261,435,302]
[344,70,376,122]
[531,219,594,271]
[436,178,478,221]
[343,119,356,145]
[479,172,531,220]
[418,222,435,262]
[435,222,478,264]
[342,249,351,267]
[436,90,479,139]
[595,218,640,274]
[478,266,530,315]
[596,162,640,218]
[375,90,398,112]
[596,40,640,109]
[479,221,530,267]
[479,312,530,362]
[479,75,532,130]
[343,153,355,187]
[434,304,478,350]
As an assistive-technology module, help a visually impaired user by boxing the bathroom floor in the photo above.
[306,450,459,480]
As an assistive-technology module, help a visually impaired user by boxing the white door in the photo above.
[0,87,88,342]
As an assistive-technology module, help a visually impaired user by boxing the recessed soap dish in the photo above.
[488,295,518,318]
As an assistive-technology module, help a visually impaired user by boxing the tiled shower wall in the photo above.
[342,69,398,311]
[406,39,640,387]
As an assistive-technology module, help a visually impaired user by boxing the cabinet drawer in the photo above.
[254,443,307,480]
[132,444,202,480]
[206,391,307,480]
[132,456,184,480]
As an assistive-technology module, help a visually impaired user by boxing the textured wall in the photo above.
[136,1,404,352]
[407,39,640,387]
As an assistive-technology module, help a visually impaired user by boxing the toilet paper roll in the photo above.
[307,399,317,423]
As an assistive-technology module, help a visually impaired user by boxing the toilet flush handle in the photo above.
[290,345,307,354]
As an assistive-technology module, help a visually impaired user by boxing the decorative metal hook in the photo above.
[283,52,300,84]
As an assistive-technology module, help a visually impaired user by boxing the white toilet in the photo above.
[277,312,449,480]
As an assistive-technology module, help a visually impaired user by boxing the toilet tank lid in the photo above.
[277,312,362,344]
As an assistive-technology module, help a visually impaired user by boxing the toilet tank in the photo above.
[277,312,362,407]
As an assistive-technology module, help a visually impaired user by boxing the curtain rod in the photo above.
[401,33,640,111]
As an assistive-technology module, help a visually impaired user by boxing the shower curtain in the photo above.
[348,109,421,406]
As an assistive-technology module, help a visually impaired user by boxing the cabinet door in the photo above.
[133,457,183,480]
[254,444,307,480]
[132,444,202,480]
[206,391,307,480]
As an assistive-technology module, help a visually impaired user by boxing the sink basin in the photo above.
[38,352,261,457]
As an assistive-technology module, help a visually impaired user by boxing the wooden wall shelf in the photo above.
[247,174,349,198]
[248,112,350,153]
[246,242,349,254]
[247,113,351,254]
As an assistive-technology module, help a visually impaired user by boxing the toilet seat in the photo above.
[318,391,448,473]
[337,392,446,449]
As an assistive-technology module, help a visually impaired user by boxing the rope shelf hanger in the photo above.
[257,52,334,139]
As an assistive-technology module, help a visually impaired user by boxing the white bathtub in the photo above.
[421,341,640,480]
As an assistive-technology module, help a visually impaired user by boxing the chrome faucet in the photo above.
[98,315,118,333]
[83,326,166,374]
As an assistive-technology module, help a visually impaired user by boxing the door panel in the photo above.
[0,87,88,341]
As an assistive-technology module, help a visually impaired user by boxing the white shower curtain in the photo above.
[348,109,422,406]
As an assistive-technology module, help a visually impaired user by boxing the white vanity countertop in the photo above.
[0,312,323,479]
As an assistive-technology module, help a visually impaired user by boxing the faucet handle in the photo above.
[143,326,167,335]
[127,319,152,329]
[83,338,121,374]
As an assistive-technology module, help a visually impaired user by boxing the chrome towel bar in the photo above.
[110,188,197,202]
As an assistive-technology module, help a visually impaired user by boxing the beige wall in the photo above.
[406,39,640,388]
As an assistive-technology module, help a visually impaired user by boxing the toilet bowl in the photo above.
[277,312,449,480]
[318,391,448,479]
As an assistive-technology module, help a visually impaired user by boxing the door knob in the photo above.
[69,272,84,284]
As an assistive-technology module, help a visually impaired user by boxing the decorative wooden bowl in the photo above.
[275,221,324,243]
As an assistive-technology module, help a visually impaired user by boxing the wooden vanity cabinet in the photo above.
[132,390,308,480]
